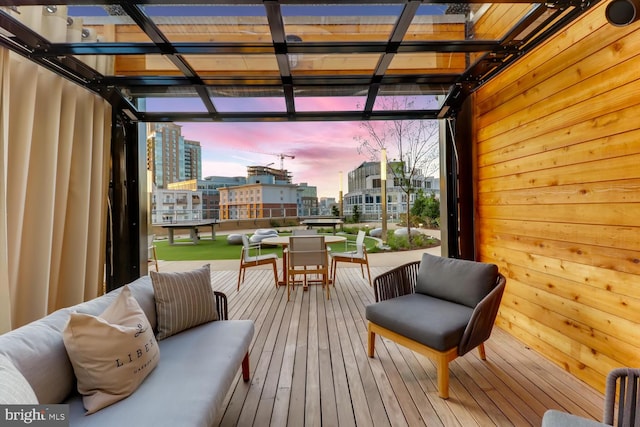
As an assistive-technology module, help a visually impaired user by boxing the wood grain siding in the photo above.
[472,0,640,393]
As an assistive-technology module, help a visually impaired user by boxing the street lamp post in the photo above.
[339,171,343,218]
[381,149,387,243]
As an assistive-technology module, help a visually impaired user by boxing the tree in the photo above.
[412,190,440,228]
[352,204,361,223]
[355,97,439,243]
[331,205,340,217]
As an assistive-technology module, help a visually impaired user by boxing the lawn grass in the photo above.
[154,233,376,261]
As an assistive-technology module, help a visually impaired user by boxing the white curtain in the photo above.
[0,6,113,331]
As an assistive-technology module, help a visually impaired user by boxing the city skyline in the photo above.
[149,96,441,198]
[178,120,376,199]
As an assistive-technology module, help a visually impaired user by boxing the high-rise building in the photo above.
[184,139,202,181]
[146,124,203,187]
[147,123,185,189]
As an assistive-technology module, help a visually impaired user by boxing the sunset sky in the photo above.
[178,120,372,199]
[151,96,440,199]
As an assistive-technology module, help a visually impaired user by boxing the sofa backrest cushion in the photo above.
[0,354,39,404]
[414,253,499,308]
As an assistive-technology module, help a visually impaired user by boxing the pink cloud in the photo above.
[180,120,371,198]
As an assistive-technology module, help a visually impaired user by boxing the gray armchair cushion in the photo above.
[542,410,607,427]
[366,294,473,351]
[415,253,498,308]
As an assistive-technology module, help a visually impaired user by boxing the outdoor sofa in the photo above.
[0,268,254,426]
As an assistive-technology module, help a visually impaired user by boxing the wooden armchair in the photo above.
[330,230,371,286]
[237,234,278,291]
[543,367,640,427]
[366,253,506,399]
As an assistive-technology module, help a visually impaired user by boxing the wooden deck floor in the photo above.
[198,265,604,426]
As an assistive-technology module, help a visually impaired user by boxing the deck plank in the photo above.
[193,265,606,426]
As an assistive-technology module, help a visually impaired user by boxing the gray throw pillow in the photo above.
[414,253,498,308]
[150,264,218,340]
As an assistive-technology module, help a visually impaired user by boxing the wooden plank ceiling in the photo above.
[0,1,600,122]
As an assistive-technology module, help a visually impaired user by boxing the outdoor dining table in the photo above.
[261,234,347,287]
[161,219,219,245]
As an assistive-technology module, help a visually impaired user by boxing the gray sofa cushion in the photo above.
[542,410,607,427]
[366,294,473,351]
[414,253,498,308]
[65,319,254,427]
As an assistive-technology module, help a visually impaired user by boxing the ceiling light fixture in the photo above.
[606,0,640,25]
[286,34,302,69]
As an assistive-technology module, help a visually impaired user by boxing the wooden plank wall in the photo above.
[472,1,640,393]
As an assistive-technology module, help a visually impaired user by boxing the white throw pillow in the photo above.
[150,264,218,340]
[0,354,38,404]
[62,286,160,414]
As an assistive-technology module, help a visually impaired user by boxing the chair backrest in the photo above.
[293,229,317,236]
[354,230,366,255]
[604,368,640,426]
[414,253,499,308]
[241,234,254,261]
[288,236,327,267]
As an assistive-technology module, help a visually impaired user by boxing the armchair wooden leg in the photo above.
[478,343,486,360]
[271,261,278,288]
[237,266,243,291]
[325,275,330,299]
[331,259,337,284]
[367,323,376,357]
[436,355,450,399]
[242,352,250,382]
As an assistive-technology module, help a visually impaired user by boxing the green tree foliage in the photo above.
[331,205,340,217]
[411,190,440,228]
[352,205,361,223]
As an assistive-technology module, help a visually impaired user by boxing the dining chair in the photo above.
[237,234,279,291]
[148,234,159,272]
[286,236,330,301]
[330,230,371,285]
[292,229,318,236]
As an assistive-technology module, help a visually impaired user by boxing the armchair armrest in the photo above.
[248,241,262,255]
[372,261,420,302]
[458,273,506,356]
[214,291,228,320]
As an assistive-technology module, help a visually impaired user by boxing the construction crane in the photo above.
[242,150,295,170]
[276,153,295,170]
[262,152,294,170]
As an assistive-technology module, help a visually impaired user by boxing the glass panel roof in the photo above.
[0,1,597,122]
[281,4,404,42]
